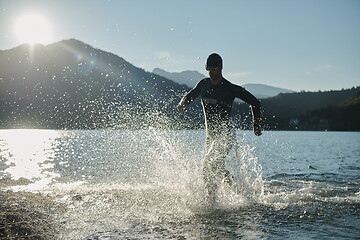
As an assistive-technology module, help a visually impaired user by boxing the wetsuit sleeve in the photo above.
[178,79,203,106]
[232,85,261,120]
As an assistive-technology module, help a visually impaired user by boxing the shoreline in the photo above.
[0,189,58,239]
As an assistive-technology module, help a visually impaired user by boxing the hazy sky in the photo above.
[1,0,359,91]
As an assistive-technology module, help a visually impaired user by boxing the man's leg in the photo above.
[203,131,235,198]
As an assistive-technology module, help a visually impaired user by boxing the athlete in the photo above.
[177,53,262,199]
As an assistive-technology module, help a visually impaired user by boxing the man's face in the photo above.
[206,66,221,80]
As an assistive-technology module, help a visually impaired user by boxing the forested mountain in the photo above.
[300,92,360,131]
[235,87,360,130]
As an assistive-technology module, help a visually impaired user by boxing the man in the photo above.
[177,53,262,199]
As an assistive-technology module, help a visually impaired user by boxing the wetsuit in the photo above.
[179,78,261,194]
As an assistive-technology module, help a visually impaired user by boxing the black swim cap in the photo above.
[206,53,223,68]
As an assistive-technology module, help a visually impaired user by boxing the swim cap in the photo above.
[206,53,223,68]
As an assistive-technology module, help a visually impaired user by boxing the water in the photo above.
[0,130,359,239]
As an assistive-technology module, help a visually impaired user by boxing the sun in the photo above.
[14,13,53,45]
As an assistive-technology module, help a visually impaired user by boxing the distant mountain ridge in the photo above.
[152,68,203,88]
[241,84,295,99]
[152,68,295,99]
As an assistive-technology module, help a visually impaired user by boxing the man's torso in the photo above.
[199,78,237,135]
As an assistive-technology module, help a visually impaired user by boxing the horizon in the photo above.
[1,0,359,92]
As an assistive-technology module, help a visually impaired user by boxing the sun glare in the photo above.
[14,13,53,45]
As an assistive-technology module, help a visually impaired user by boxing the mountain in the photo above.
[1,39,358,131]
[235,87,360,130]
[152,68,204,88]
[152,68,295,99]
[299,91,360,131]
[241,84,294,99]
[0,39,199,129]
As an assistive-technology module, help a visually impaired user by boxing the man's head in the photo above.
[206,53,223,81]
[206,53,222,70]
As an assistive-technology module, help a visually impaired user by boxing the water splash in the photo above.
[39,129,265,238]
[233,135,264,201]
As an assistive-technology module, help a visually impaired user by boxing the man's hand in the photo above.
[253,118,262,136]
[177,103,186,112]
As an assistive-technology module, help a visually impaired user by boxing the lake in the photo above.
[0,130,359,239]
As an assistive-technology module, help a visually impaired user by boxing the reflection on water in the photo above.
[0,129,61,190]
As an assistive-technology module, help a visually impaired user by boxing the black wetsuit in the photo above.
[180,78,261,194]
[181,78,261,135]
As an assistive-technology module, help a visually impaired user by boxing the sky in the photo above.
[0,0,359,92]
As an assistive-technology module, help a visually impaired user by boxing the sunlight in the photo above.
[14,12,53,45]
[0,129,61,190]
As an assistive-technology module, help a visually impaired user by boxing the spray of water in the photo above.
[41,125,265,239]
[233,135,265,201]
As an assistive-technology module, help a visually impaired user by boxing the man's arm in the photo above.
[177,80,203,112]
[251,106,262,136]
[233,85,262,136]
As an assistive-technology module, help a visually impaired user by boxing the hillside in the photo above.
[300,92,360,131]
[235,87,360,130]
[152,68,295,99]
[0,39,199,129]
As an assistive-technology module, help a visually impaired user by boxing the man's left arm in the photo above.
[251,105,262,136]
[233,85,262,136]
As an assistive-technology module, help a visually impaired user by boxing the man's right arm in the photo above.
[177,80,203,112]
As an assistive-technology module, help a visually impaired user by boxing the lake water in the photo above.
[0,129,359,239]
